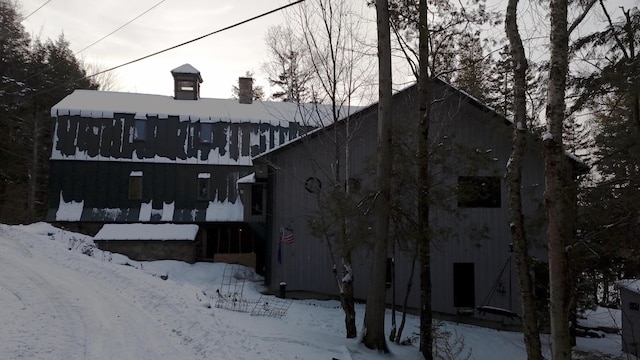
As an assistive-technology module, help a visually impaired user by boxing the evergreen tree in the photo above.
[262,25,314,102]
[568,4,640,307]
[0,1,97,223]
[452,35,494,102]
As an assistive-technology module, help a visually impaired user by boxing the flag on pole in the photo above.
[280,225,295,244]
[277,225,294,265]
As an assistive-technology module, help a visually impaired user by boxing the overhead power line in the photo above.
[85,0,305,80]
[7,0,167,93]
[75,0,168,55]
[12,0,305,99]
[22,0,53,21]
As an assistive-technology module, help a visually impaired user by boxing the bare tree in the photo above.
[271,0,375,339]
[544,0,573,356]
[416,0,432,357]
[362,0,392,353]
[81,59,120,91]
[504,0,543,358]
[262,25,314,102]
[544,0,598,356]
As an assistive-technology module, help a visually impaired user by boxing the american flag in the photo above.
[280,225,295,244]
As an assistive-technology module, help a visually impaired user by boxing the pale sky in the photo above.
[19,0,302,99]
[18,0,636,102]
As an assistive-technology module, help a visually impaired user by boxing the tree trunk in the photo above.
[341,256,357,338]
[396,250,417,344]
[342,116,357,339]
[418,0,433,358]
[28,103,39,220]
[545,0,572,357]
[504,1,544,359]
[389,247,397,342]
[362,0,392,353]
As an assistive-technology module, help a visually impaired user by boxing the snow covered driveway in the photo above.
[0,227,194,360]
[3,223,623,360]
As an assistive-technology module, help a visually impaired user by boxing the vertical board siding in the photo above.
[265,82,548,317]
[48,108,308,223]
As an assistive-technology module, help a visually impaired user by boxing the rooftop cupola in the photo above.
[171,64,203,100]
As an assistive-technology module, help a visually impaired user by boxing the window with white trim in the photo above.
[200,123,213,144]
[129,171,143,200]
[197,173,211,200]
[134,119,146,141]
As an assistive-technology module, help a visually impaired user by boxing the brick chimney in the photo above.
[238,77,253,104]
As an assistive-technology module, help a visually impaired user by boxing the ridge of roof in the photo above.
[50,89,343,127]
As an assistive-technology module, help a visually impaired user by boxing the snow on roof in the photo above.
[51,90,334,127]
[616,279,640,294]
[171,63,200,75]
[94,223,199,241]
[171,63,203,83]
[237,173,256,184]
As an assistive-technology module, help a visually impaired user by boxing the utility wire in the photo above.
[86,0,305,79]
[20,0,305,99]
[75,0,167,55]
[6,0,168,92]
[22,0,53,21]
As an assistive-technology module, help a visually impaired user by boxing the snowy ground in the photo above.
[0,223,631,359]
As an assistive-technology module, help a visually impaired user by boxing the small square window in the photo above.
[179,80,195,91]
[458,176,501,208]
[129,172,143,200]
[197,173,210,200]
[134,119,146,141]
[200,123,213,144]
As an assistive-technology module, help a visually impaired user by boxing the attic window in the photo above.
[179,80,195,91]
[129,171,143,200]
[134,119,146,141]
[200,123,213,144]
[457,176,501,208]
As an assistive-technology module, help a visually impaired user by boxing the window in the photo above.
[179,80,195,91]
[453,263,475,308]
[134,119,146,141]
[129,171,143,200]
[457,176,501,208]
[200,123,213,144]
[250,184,264,215]
[197,173,210,200]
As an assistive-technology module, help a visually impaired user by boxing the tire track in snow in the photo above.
[0,232,195,360]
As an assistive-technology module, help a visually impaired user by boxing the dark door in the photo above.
[453,263,475,308]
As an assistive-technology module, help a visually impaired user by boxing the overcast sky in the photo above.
[19,0,305,99]
[18,0,637,102]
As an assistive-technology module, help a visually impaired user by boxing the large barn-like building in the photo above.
[245,80,586,322]
[46,64,338,269]
[48,66,585,323]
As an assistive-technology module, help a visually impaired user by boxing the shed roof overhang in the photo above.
[94,223,199,241]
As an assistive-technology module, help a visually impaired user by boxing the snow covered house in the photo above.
[46,64,334,265]
[247,79,587,321]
